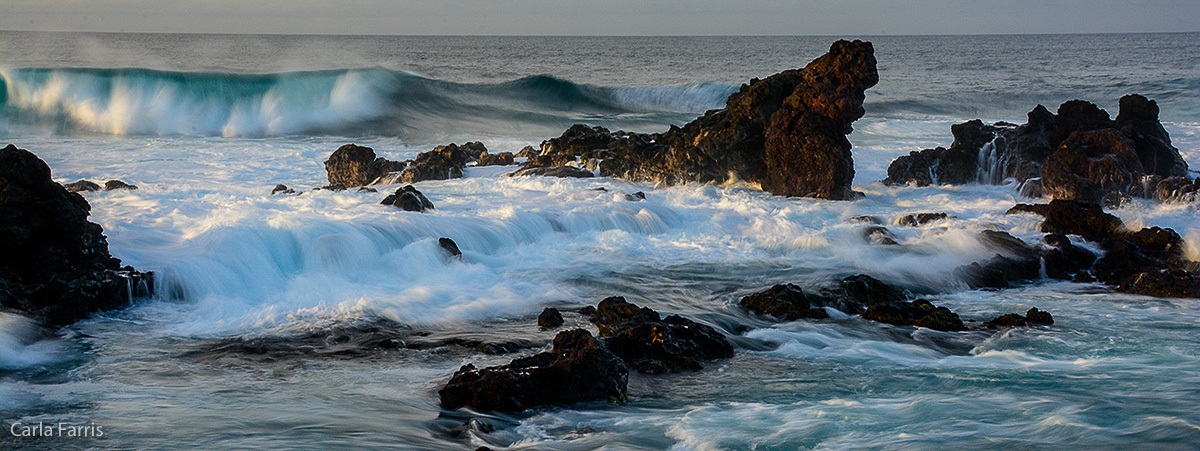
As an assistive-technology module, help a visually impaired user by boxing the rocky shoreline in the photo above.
[5,38,1200,441]
[0,144,154,326]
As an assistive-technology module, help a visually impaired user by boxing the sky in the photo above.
[2,0,1199,36]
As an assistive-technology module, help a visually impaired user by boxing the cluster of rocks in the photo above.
[64,179,138,192]
[1007,200,1200,297]
[438,297,732,412]
[0,145,153,326]
[884,94,1194,206]
[739,273,1052,332]
[513,40,879,199]
[324,142,519,188]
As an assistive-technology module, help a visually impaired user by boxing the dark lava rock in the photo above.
[522,40,877,200]
[324,144,406,188]
[1025,307,1054,325]
[317,183,347,192]
[862,299,965,332]
[1008,200,1200,298]
[986,313,1027,328]
[741,274,909,321]
[401,143,478,183]
[64,180,100,193]
[625,191,646,201]
[1153,176,1200,202]
[509,166,595,178]
[381,185,434,212]
[1006,200,1125,243]
[954,230,1043,289]
[578,306,597,316]
[1042,129,1144,205]
[357,187,377,193]
[475,151,515,167]
[985,308,1054,328]
[438,329,628,412]
[271,184,295,195]
[739,283,830,320]
[104,180,137,190]
[1041,233,1097,280]
[538,307,565,329]
[515,146,538,158]
[883,95,1190,204]
[590,296,733,374]
[438,237,462,259]
[0,144,153,325]
[896,212,951,227]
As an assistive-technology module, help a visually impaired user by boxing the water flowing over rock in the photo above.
[438,329,629,412]
[520,40,878,199]
[0,144,153,326]
[884,95,1191,204]
[1007,200,1200,298]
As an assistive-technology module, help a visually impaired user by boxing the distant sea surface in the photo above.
[2,32,1200,449]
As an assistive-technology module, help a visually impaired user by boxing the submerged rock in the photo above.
[896,212,951,227]
[438,237,462,259]
[270,184,295,195]
[438,329,629,412]
[509,166,595,178]
[986,308,1053,328]
[520,40,878,200]
[590,297,733,374]
[884,95,1192,204]
[324,144,406,188]
[0,144,153,325]
[381,185,435,212]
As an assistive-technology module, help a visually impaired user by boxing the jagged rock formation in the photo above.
[518,40,878,199]
[884,95,1192,204]
[0,144,153,325]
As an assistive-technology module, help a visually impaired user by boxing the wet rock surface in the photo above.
[0,144,153,326]
[884,95,1192,204]
[519,40,878,200]
[324,144,406,188]
[438,329,629,412]
[590,296,734,374]
[1007,199,1200,297]
[381,185,435,212]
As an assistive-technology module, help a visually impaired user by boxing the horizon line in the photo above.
[2,29,1198,39]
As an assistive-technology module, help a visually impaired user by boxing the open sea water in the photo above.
[2,32,1200,449]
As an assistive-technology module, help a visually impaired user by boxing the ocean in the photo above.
[2,32,1200,449]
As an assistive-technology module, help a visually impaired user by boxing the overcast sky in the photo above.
[2,0,1199,35]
